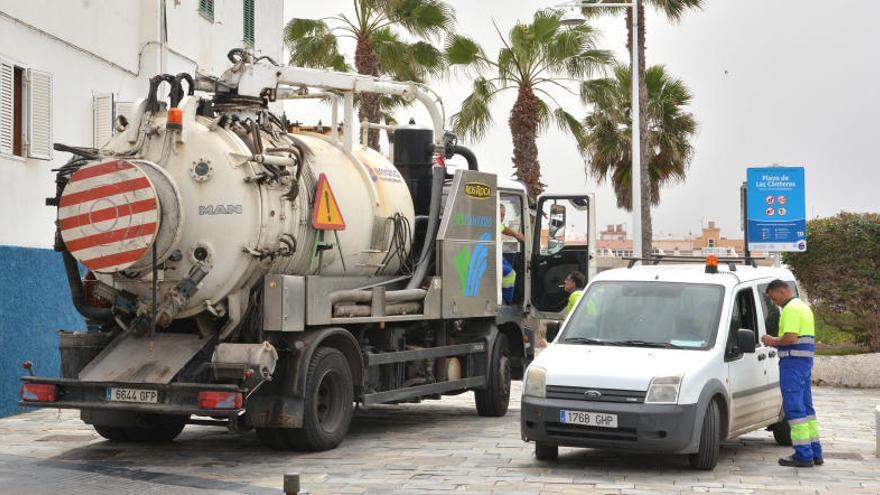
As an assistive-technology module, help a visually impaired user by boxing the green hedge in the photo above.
[783,212,880,351]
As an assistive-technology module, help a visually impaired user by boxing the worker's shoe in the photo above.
[778,455,814,468]
[813,457,824,466]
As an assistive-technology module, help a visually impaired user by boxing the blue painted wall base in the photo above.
[0,246,85,418]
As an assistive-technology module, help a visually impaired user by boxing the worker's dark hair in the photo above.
[566,271,586,289]
[765,279,791,293]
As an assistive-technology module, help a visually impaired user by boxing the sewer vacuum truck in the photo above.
[20,50,595,450]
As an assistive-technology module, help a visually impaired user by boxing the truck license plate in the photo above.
[106,387,158,404]
[560,409,618,428]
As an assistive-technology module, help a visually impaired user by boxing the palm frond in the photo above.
[284,18,349,71]
[450,77,505,142]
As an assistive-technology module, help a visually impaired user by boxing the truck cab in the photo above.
[521,258,794,470]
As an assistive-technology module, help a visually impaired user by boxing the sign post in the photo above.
[745,167,806,252]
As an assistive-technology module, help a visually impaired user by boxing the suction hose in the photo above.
[62,251,113,322]
[449,145,478,171]
[406,165,444,290]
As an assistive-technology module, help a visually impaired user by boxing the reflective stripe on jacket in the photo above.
[778,298,815,360]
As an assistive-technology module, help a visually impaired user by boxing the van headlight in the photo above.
[645,375,682,404]
[523,366,547,398]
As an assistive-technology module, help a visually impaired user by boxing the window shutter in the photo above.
[0,59,13,155]
[27,68,52,160]
[114,100,134,129]
[93,94,114,148]
[243,0,255,46]
[200,0,214,22]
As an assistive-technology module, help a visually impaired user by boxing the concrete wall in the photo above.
[0,0,283,417]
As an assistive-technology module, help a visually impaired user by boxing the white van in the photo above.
[521,259,795,470]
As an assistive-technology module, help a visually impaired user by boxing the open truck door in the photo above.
[529,194,596,320]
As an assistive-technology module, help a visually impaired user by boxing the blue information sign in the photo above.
[746,167,806,252]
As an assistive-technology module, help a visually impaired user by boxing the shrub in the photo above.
[783,212,880,351]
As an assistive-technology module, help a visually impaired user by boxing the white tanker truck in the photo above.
[20,50,596,451]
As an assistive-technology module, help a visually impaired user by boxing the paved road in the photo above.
[0,383,878,494]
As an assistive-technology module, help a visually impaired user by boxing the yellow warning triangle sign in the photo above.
[311,173,345,230]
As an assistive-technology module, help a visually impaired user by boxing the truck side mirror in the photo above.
[737,329,756,354]
[545,321,561,343]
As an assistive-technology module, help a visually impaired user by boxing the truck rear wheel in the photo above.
[285,347,354,451]
[93,415,188,443]
[475,334,511,417]
[771,418,792,446]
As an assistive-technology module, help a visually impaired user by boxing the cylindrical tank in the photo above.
[58,102,415,321]
[392,125,434,216]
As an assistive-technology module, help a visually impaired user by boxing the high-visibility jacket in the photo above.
[777,298,815,360]
[566,289,583,314]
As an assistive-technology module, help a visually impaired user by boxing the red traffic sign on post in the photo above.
[310,173,345,230]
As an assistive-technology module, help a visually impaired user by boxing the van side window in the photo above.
[726,288,759,359]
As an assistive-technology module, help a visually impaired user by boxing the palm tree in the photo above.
[582,0,703,256]
[284,0,455,151]
[447,9,611,200]
[582,64,696,217]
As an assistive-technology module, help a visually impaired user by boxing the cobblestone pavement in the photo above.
[0,383,878,494]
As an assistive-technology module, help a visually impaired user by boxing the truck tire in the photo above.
[286,347,354,451]
[689,400,721,470]
[475,334,511,417]
[94,415,188,443]
[771,418,792,446]
[535,441,558,461]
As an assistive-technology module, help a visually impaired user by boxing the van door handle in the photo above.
[768,350,777,358]
[757,353,767,361]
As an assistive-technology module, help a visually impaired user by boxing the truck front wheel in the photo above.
[286,347,354,451]
[475,334,511,417]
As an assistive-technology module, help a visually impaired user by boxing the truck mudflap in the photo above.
[19,376,245,417]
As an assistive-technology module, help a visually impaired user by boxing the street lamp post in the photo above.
[561,1,642,259]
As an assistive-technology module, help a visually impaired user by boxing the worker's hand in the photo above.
[761,334,775,347]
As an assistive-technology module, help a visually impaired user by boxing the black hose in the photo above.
[449,145,479,171]
[406,166,444,290]
[62,251,113,322]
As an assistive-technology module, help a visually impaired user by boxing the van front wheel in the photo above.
[688,400,721,470]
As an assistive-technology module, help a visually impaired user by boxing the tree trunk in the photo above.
[355,34,381,151]
[626,1,652,258]
[509,86,542,200]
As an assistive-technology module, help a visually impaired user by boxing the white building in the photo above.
[0,0,283,418]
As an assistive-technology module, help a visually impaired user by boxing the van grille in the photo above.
[546,385,645,403]
[545,422,638,442]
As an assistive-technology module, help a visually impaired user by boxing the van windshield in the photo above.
[562,281,724,350]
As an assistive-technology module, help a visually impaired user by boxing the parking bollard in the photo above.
[876,406,880,458]
[284,472,300,495]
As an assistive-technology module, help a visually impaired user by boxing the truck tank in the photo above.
[57,95,415,328]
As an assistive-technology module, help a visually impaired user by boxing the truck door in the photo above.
[529,194,595,319]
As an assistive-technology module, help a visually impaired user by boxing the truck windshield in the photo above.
[562,281,724,350]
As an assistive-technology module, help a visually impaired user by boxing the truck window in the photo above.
[726,287,759,359]
[499,194,523,254]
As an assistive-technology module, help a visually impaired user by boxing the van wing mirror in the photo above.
[545,320,561,343]
[737,329,756,354]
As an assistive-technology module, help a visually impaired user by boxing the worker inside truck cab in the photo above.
[499,204,524,304]
[563,271,586,315]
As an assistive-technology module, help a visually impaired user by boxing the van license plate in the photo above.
[560,409,618,428]
[106,388,158,404]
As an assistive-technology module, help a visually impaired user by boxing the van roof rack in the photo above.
[623,255,764,270]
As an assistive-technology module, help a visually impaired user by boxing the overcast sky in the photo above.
[283,0,880,239]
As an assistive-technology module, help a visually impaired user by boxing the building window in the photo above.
[0,56,53,160]
[243,0,255,46]
[199,0,214,22]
